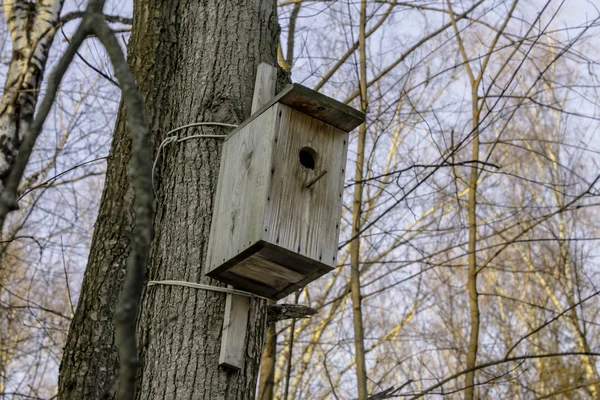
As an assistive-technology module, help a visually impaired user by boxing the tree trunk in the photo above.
[58,1,279,399]
[0,0,64,192]
[464,97,481,400]
[349,1,369,398]
[258,316,276,400]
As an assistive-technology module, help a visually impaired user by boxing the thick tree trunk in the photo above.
[58,1,279,399]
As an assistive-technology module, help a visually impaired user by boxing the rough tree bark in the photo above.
[58,1,279,399]
[258,301,277,400]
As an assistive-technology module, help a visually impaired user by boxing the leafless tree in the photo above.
[1,1,599,399]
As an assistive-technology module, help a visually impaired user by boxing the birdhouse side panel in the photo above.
[205,107,279,274]
[262,104,348,268]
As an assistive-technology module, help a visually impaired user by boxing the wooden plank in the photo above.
[257,242,334,276]
[218,268,280,299]
[217,62,278,370]
[209,241,335,300]
[225,83,365,141]
[278,84,365,131]
[262,104,348,268]
[205,107,278,272]
[252,63,278,112]
[218,291,250,369]
[228,254,305,292]
[255,242,335,299]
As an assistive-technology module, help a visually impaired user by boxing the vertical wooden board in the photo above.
[205,134,230,271]
[262,104,348,267]
[218,290,251,369]
[206,108,278,273]
[252,63,278,112]
[214,63,278,371]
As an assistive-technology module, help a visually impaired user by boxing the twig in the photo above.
[409,352,600,399]
[91,10,154,400]
[505,289,600,358]
[60,236,75,316]
[60,12,133,25]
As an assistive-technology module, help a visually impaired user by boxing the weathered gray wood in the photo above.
[218,63,278,370]
[252,63,278,112]
[218,291,251,369]
[207,103,348,299]
[262,104,348,266]
[228,254,305,291]
[207,83,352,299]
[225,83,365,142]
[206,106,279,269]
[278,84,365,131]
[210,241,335,299]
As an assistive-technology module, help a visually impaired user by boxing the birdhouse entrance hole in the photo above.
[299,147,317,169]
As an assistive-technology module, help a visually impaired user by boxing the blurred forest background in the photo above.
[1,0,600,398]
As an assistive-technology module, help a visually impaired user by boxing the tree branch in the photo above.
[410,352,600,399]
[91,13,153,400]
[0,15,89,233]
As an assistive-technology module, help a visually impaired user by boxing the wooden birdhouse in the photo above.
[206,83,364,300]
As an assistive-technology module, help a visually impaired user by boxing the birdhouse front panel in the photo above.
[206,84,364,299]
[262,104,347,268]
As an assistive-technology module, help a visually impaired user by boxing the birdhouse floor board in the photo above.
[206,241,334,300]
[229,255,305,291]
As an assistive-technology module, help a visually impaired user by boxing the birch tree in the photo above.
[0,0,65,192]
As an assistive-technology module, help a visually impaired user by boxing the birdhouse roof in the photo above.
[226,84,365,141]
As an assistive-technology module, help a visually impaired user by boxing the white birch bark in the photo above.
[0,0,64,190]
